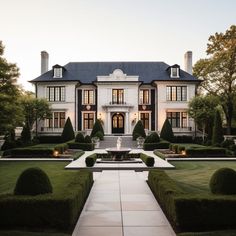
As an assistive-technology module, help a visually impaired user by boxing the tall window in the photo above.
[112,89,124,104]
[171,67,179,78]
[83,90,94,104]
[139,89,150,104]
[166,86,187,101]
[140,113,149,129]
[83,113,94,129]
[46,86,65,102]
[45,112,65,128]
[167,112,187,128]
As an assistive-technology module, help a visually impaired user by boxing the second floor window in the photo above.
[139,89,150,104]
[166,86,187,101]
[112,89,124,104]
[46,86,65,102]
[83,90,94,104]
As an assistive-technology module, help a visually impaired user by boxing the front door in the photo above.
[112,113,124,134]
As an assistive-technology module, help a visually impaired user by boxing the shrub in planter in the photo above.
[94,131,104,141]
[132,120,146,140]
[144,132,160,143]
[160,119,174,142]
[85,153,97,167]
[14,167,53,196]
[209,168,236,195]
[61,117,75,142]
[75,132,85,143]
[84,135,92,143]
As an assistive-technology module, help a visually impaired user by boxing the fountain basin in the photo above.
[105,148,131,161]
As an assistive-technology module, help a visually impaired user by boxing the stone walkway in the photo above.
[72,170,176,236]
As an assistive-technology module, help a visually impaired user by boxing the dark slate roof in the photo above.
[30,62,199,84]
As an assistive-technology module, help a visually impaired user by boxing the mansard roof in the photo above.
[30,62,199,84]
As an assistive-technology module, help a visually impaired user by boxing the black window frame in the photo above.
[139,89,150,105]
[166,86,187,101]
[112,89,124,104]
[46,86,65,102]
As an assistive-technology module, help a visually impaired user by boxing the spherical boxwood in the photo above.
[14,167,53,196]
[209,168,236,195]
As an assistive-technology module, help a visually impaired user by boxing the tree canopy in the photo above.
[193,25,236,134]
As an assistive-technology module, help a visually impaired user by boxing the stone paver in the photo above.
[72,170,176,236]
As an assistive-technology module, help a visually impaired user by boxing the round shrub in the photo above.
[75,132,85,143]
[144,132,160,143]
[14,167,53,196]
[209,168,236,195]
[84,135,92,143]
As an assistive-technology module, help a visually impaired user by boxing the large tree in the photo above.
[188,95,218,141]
[193,25,236,134]
[0,41,23,135]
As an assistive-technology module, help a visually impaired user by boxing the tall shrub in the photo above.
[21,125,31,144]
[160,119,174,142]
[91,119,104,139]
[61,117,75,142]
[132,120,146,140]
[212,110,224,145]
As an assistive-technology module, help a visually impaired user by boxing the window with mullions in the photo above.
[112,89,124,104]
[166,86,187,101]
[167,112,187,128]
[83,113,94,129]
[140,113,149,129]
[139,90,150,104]
[46,86,65,102]
[45,112,65,128]
[83,90,94,104]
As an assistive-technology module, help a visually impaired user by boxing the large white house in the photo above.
[30,51,200,136]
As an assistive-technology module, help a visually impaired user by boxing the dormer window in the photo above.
[54,68,62,78]
[171,67,179,78]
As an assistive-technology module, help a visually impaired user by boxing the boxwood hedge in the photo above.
[140,153,155,167]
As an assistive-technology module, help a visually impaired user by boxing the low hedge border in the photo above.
[143,140,170,151]
[54,143,69,154]
[85,153,97,167]
[185,147,226,157]
[140,153,155,167]
[0,170,93,230]
[67,142,95,151]
[148,170,236,232]
[72,150,85,160]
[153,150,166,160]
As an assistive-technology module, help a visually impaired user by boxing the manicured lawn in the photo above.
[0,161,72,195]
[166,161,236,193]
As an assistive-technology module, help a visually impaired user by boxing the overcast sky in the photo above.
[0,0,235,91]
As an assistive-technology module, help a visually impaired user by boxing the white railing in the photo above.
[40,127,63,133]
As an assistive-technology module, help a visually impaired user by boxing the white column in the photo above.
[107,112,111,134]
[125,112,129,134]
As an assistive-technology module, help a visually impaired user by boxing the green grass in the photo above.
[166,161,236,193]
[0,161,72,195]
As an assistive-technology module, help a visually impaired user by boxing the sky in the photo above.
[0,0,235,91]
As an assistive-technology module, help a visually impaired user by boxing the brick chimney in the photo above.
[41,51,49,74]
[184,51,192,75]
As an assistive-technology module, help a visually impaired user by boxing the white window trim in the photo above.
[81,111,96,130]
[138,111,151,130]
[82,89,96,105]
[170,67,180,78]
[45,86,66,102]
[139,89,151,105]
[44,110,66,128]
[53,68,63,78]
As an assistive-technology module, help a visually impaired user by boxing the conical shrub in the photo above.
[212,110,224,145]
[61,117,75,142]
[91,119,104,140]
[160,119,174,142]
[132,120,146,140]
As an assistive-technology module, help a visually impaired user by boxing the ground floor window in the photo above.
[140,112,150,129]
[167,112,187,128]
[83,113,95,129]
[45,112,65,128]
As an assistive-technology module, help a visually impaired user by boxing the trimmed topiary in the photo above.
[84,135,92,143]
[14,167,53,196]
[21,125,31,144]
[94,131,104,140]
[91,119,104,139]
[144,132,160,143]
[75,132,85,143]
[132,120,146,140]
[61,117,75,142]
[160,119,174,142]
[209,168,236,195]
[212,110,224,146]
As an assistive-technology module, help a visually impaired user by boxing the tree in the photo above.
[160,119,174,142]
[20,92,51,136]
[61,117,75,142]
[188,95,218,141]
[212,110,224,145]
[0,41,23,135]
[90,119,104,140]
[193,25,236,134]
[132,120,146,140]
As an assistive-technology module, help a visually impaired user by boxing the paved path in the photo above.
[72,170,176,236]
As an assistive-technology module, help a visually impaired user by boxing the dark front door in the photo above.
[112,113,124,134]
